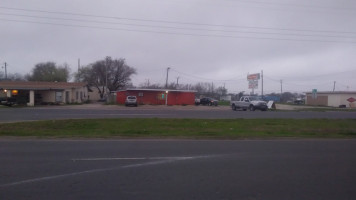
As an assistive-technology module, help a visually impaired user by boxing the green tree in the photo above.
[75,57,136,99]
[26,62,70,82]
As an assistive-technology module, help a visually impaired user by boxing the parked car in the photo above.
[125,96,138,107]
[0,97,16,107]
[294,98,305,105]
[199,97,218,106]
[230,96,267,111]
[195,98,200,105]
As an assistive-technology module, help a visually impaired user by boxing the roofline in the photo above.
[305,91,356,94]
[0,88,65,91]
[0,81,87,90]
[118,88,197,93]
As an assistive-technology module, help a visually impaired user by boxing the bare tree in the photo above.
[75,57,136,99]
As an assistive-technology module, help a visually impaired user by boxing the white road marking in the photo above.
[0,155,214,187]
[72,156,195,161]
[57,114,169,116]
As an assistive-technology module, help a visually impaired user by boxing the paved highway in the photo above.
[0,105,355,123]
[1,139,356,200]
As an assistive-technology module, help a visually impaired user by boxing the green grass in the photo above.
[218,101,230,106]
[0,118,355,139]
[296,107,356,112]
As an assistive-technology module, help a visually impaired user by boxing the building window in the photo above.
[138,92,144,97]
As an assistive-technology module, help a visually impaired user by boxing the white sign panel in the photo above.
[248,80,258,89]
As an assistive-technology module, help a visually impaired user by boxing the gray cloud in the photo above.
[1,0,355,93]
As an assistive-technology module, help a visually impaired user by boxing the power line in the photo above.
[0,18,356,44]
[1,6,356,35]
[171,68,246,82]
[2,13,356,39]
[265,69,356,81]
[3,18,355,44]
[224,0,356,11]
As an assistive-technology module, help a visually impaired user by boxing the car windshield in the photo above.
[128,96,136,99]
[249,96,262,101]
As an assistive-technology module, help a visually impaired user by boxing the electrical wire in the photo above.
[1,6,356,35]
[223,0,356,11]
[4,18,354,44]
[170,68,246,82]
[1,13,356,39]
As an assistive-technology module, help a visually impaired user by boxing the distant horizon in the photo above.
[1,0,355,94]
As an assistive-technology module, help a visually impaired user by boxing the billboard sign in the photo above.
[248,80,258,89]
[247,73,260,81]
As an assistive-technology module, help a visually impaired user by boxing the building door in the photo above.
[55,92,63,102]
[65,91,69,103]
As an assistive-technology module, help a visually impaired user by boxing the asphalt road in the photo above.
[1,139,356,200]
[0,105,355,123]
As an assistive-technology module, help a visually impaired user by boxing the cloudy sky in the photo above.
[1,0,355,94]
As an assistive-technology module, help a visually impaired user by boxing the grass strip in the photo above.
[0,118,355,139]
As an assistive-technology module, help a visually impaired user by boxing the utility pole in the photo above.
[211,82,214,93]
[176,76,180,89]
[165,67,170,88]
[3,62,7,80]
[261,70,264,97]
[333,81,336,92]
[105,57,109,96]
[280,80,283,94]
[77,59,80,81]
[78,59,80,72]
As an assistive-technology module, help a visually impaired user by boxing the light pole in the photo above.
[165,91,168,105]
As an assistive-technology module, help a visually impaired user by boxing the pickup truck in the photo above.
[230,96,268,111]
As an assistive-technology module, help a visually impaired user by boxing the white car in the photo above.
[125,96,138,107]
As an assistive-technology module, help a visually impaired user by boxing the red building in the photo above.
[117,89,196,105]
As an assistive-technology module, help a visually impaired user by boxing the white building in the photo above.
[305,91,356,108]
[0,81,88,106]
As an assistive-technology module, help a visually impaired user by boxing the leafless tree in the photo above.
[75,57,136,99]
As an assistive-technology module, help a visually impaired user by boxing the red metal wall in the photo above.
[117,90,195,105]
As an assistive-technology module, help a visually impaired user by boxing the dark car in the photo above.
[0,97,16,107]
[199,97,218,106]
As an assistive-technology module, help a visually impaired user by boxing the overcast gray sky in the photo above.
[1,0,355,94]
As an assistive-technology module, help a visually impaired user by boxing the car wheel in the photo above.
[232,104,236,111]
[243,109,247,111]
[249,105,255,111]
[209,102,212,106]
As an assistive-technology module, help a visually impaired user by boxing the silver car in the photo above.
[125,96,138,107]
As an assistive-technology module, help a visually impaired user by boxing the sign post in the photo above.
[312,89,317,99]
